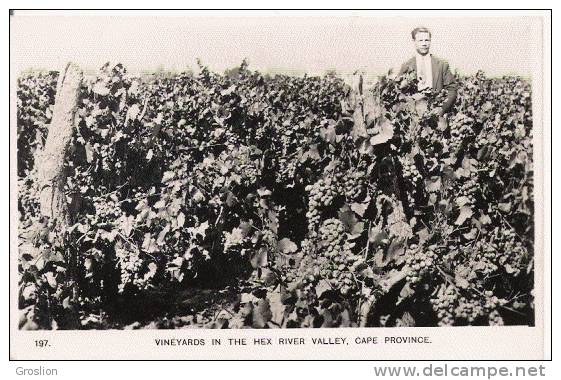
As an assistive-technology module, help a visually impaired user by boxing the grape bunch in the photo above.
[319,261,357,296]
[430,285,458,326]
[482,290,501,307]
[318,218,346,258]
[116,247,145,293]
[449,114,475,151]
[90,196,123,223]
[488,309,504,326]
[18,168,41,222]
[224,131,241,150]
[64,165,94,196]
[261,229,276,249]
[277,158,298,184]
[450,124,473,150]
[405,244,437,286]
[458,175,480,205]
[494,228,526,270]
[316,219,362,296]
[305,179,338,231]
[239,163,259,186]
[343,169,367,201]
[300,265,321,287]
[332,270,355,296]
[281,263,297,284]
[399,157,423,204]
[331,243,361,269]
[279,123,295,144]
[472,242,499,274]
[472,131,491,150]
[453,296,484,324]
[280,239,314,285]
[254,121,269,143]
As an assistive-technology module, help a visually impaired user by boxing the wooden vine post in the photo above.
[347,72,375,327]
[36,63,83,314]
[348,72,409,327]
[36,62,83,226]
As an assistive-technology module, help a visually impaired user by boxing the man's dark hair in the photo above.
[411,27,432,40]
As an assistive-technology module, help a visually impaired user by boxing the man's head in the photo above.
[411,27,431,56]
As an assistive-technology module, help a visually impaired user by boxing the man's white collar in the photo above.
[416,52,432,60]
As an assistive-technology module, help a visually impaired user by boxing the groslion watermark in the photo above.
[16,366,58,376]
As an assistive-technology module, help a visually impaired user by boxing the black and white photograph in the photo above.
[9,9,550,360]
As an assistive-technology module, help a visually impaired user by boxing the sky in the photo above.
[10,13,544,79]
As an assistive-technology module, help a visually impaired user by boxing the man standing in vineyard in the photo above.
[399,26,458,116]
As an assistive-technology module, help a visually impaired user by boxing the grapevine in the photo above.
[17,63,534,329]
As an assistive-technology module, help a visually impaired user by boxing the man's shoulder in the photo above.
[399,56,416,73]
[431,55,451,67]
[404,56,416,66]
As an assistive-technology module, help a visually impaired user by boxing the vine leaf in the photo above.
[277,238,297,254]
[119,214,134,237]
[267,210,279,235]
[157,224,170,245]
[455,275,469,289]
[338,204,358,231]
[85,142,94,163]
[498,203,512,213]
[250,248,268,269]
[350,201,368,217]
[162,171,175,183]
[396,311,416,327]
[257,188,272,197]
[456,196,471,207]
[92,82,110,96]
[142,233,158,253]
[381,267,407,292]
[315,279,332,298]
[425,176,441,193]
[369,227,389,246]
[267,290,286,325]
[126,103,141,120]
[224,227,244,250]
[385,238,405,265]
[176,212,185,228]
[369,117,393,146]
[397,283,415,304]
[252,299,272,328]
[188,221,208,239]
[144,263,158,281]
[319,125,336,144]
[455,206,473,225]
[44,272,57,288]
[479,214,492,225]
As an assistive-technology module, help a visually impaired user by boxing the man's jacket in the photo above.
[398,55,458,114]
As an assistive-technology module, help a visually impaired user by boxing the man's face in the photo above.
[414,31,431,55]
